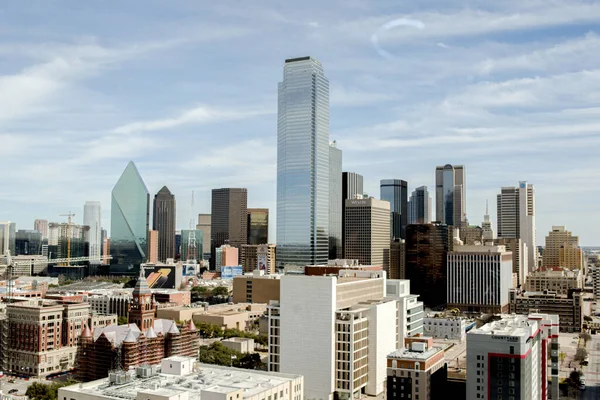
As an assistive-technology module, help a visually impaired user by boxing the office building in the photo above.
[386,338,447,400]
[389,239,405,279]
[148,230,159,264]
[543,226,583,270]
[525,268,583,295]
[482,201,494,241]
[466,313,559,400]
[447,244,513,313]
[344,197,390,272]
[342,172,364,257]
[211,188,247,266]
[241,243,276,273]
[153,186,176,262]
[34,219,49,239]
[494,237,526,287]
[267,271,423,400]
[329,143,343,259]
[591,265,600,301]
[196,214,211,258]
[497,182,536,276]
[180,229,203,263]
[60,357,304,400]
[459,225,483,245]
[15,229,43,256]
[408,185,432,225]
[102,237,110,265]
[247,208,269,245]
[233,270,281,304]
[423,315,468,341]
[405,223,453,308]
[110,161,150,275]
[435,164,466,227]
[215,244,239,272]
[509,289,583,332]
[48,222,90,259]
[83,201,102,266]
[276,56,330,268]
[87,292,132,317]
[0,222,16,256]
[380,179,408,240]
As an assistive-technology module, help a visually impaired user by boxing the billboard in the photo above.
[145,266,177,289]
[221,266,243,280]
[183,263,198,277]
[257,253,267,271]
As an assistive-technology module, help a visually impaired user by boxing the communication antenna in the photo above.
[186,191,197,263]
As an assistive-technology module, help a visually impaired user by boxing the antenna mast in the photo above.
[186,191,197,263]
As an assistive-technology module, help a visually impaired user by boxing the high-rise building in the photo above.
[215,244,239,272]
[380,179,408,240]
[148,230,159,264]
[482,201,494,241]
[389,239,405,279]
[408,185,431,225]
[83,201,102,266]
[0,222,16,256]
[34,219,49,239]
[47,222,90,260]
[435,164,466,227]
[196,214,211,258]
[543,226,583,270]
[405,223,454,308]
[15,230,43,256]
[180,229,203,263]
[211,188,247,267]
[466,313,559,400]
[329,143,342,259]
[447,244,513,313]
[241,244,276,274]
[509,289,583,333]
[110,161,150,275]
[153,186,176,262]
[495,237,526,287]
[276,56,330,268]
[342,172,363,257]
[497,182,536,276]
[344,197,390,270]
[247,208,269,245]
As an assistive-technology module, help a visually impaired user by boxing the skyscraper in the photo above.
[196,214,211,259]
[0,222,16,256]
[15,230,42,255]
[83,201,102,265]
[247,208,269,245]
[380,179,408,240]
[481,201,494,241]
[408,186,432,225]
[435,165,466,227]
[34,219,49,239]
[342,172,363,257]
[110,161,150,275]
[276,56,330,268]
[153,186,176,262]
[497,182,536,275]
[329,143,342,259]
[211,188,247,266]
[543,226,583,270]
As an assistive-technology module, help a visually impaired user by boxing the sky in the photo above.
[1,0,599,246]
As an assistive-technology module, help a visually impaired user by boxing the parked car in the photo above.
[8,389,17,394]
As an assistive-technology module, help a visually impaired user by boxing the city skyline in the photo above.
[1,1,599,245]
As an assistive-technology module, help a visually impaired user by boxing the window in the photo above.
[509,346,514,355]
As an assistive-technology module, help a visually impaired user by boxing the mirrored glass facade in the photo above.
[276,56,330,267]
[110,161,149,275]
[181,229,203,262]
[329,144,342,259]
[247,208,269,245]
[380,179,408,240]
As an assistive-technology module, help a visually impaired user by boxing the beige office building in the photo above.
[196,214,211,256]
[543,226,583,269]
[241,244,276,274]
[148,230,159,264]
[344,197,390,272]
[233,270,281,304]
[525,268,583,295]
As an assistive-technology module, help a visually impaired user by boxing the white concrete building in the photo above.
[466,313,559,400]
[59,356,304,400]
[222,337,255,353]
[447,244,513,313]
[423,316,467,341]
[83,201,102,266]
[267,271,423,400]
[87,291,132,317]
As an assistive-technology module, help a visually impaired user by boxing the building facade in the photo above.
[344,197,390,272]
[408,185,432,225]
[447,244,514,313]
[389,240,405,279]
[466,313,559,400]
[15,229,43,256]
[211,188,247,267]
[0,222,16,256]
[247,208,269,245]
[180,229,203,263]
[83,201,102,265]
[110,161,150,275]
[423,316,467,341]
[525,268,583,295]
[509,289,583,332]
[196,214,211,259]
[148,230,159,264]
[380,179,408,240]
[543,226,583,270]
[153,186,176,262]
[215,244,239,272]
[276,56,330,268]
[241,244,276,273]
[435,165,466,228]
[233,271,281,304]
[329,143,343,259]
[342,172,364,258]
[34,219,49,240]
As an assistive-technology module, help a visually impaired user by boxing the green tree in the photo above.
[195,322,223,338]
[118,316,129,325]
[192,286,210,294]
[580,332,592,344]
[212,286,229,297]
[584,315,593,322]
[26,383,49,400]
[198,342,265,370]
[574,347,588,362]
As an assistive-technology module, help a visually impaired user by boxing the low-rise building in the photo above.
[509,288,583,332]
[525,268,583,295]
[386,337,447,400]
[590,265,600,301]
[233,270,281,304]
[60,356,304,400]
[87,291,132,317]
[157,303,267,331]
[423,315,467,341]
[222,337,255,353]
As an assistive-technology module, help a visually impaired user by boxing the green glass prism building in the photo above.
[276,56,330,268]
[110,161,150,275]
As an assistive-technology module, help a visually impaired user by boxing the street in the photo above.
[579,334,600,399]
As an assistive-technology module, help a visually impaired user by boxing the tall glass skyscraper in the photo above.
[408,186,432,225]
[380,179,408,239]
[328,143,342,259]
[435,164,466,227]
[83,201,102,265]
[110,161,149,275]
[276,56,330,268]
[153,186,176,262]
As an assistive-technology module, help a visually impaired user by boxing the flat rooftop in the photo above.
[62,363,301,400]
[469,315,534,338]
[388,346,443,361]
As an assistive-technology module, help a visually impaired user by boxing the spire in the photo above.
[123,328,137,343]
[81,322,92,338]
[486,199,489,216]
[187,319,196,331]
[133,265,151,295]
[167,321,180,335]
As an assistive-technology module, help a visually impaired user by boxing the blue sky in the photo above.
[1,0,599,245]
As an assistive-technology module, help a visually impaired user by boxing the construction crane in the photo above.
[58,211,76,266]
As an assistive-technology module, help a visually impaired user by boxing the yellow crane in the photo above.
[59,211,75,266]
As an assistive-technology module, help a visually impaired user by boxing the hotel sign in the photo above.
[491,335,519,342]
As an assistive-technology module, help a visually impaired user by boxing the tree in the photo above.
[568,370,582,387]
[26,380,79,400]
[212,286,229,297]
[580,332,592,343]
[584,315,593,322]
[574,347,588,362]
[123,279,137,288]
[191,286,210,294]
[198,342,265,370]
[118,316,129,325]
[195,322,223,338]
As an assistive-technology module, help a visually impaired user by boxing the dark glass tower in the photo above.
[110,161,149,275]
[211,188,247,267]
[380,179,408,240]
[153,186,176,262]
[247,208,269,245]
[341,172,363,257]
[329,144,342,259]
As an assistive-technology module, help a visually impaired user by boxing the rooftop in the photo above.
[388,346,444,361]
[469,315,535,338]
